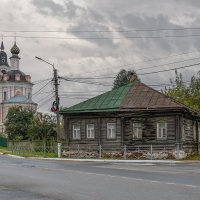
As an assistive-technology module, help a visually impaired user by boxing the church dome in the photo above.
[10,42,20,55]
[0,41,9,67]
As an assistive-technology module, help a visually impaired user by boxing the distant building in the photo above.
[0,41,37,133]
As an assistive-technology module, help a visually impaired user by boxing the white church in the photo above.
[0,40,37,133]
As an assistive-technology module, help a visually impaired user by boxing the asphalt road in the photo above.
[0,155,200,200]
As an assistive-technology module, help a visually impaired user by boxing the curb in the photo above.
[30,157,182,164]
[7,154,25,159]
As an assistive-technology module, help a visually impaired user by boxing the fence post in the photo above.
[150,144,153,160]
[137,146,140,159]
[124,145,127,160]
[99,144,102,159]
[57,143,62,158]
[77,144,80,159]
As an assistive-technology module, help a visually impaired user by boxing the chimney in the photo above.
[130,72,137,83]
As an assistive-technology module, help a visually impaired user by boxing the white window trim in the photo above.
[157,122,167,140]
[133,123,142,139]
[107,123,116,139]
[72,124,80,139]
[87,124,95,139]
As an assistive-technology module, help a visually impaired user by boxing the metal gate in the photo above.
[0,137,7,147]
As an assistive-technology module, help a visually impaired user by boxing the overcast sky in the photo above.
[1,0,200,113]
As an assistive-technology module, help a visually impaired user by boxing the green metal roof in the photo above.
[60,83,133,113]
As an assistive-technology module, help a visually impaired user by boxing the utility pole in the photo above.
[53,66,60,142]
[35,56,60,142]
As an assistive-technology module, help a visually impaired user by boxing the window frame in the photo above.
[157,122,167,140]
[72,124,81,140]
[133,122,142,140]
[86,124,95,139]
[107,123,116,139]
[3,91,7,101]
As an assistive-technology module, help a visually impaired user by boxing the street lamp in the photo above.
[35,56,60,142]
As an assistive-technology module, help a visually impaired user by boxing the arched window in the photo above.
[3,91,7,101]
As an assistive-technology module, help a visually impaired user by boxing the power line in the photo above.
[4,34,200,40]
[70,50,200,77]
[59,55,200,81]
[32,80,52,97]
[37,96,54,109]
[137,56,200,71]
[33,78,52,84]
[2,27,200,33]
[59,76,112,86]
[138,62,200,76]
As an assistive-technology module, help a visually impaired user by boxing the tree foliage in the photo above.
[5,106,34,141]
[5,106,56,141]
[27,114,56,141]
[112,69,139,90]
[163,70,200,111]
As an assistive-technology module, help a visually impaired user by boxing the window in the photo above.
[133,123,142,139]
[15,74,20,81]
[87,124,95,139]
[3,91,7,101]
[107,123,116,139]
[157,122,167,140]
[28,92,31,100]
[72,124,80,139]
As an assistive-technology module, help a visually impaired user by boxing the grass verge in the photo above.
[184,153,200,160]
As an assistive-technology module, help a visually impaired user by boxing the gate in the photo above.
[0,137,7,147]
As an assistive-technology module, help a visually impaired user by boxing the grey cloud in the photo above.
[32,0,78,19]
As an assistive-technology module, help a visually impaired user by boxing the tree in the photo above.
[112,69,139,90]
[5,106,35,141]
[163,70,200,112]
[27,114,56,141]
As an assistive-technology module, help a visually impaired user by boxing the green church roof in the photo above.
[60,83,133,113]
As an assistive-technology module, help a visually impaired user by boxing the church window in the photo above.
[28,92,31,100]
[15,74,20,81]
[3,91,7,101]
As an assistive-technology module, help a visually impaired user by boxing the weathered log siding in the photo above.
[66,117,121,148]
[67,118,99,147]
[124,116,176,146]
[63,114,199,151]
[100,118,121,148]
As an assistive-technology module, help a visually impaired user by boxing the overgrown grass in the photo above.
[0,146,11,154]
[184,153,200,160]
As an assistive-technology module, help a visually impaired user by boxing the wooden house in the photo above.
[60,75,200,154]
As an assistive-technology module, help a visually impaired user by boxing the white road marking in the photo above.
[35,166,200,189]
